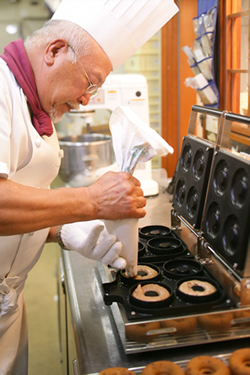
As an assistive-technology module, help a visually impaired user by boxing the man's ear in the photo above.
[44,39,69,66]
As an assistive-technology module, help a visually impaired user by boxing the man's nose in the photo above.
[78,93,91,106]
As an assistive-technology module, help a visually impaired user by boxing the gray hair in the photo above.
[24,20,92,63]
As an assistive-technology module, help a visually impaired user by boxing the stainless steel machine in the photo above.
[57,105,250,374]
[97,105,250,354]
[57,74,159,196]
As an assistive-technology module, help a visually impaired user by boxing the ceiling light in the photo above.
[6,24,18,34]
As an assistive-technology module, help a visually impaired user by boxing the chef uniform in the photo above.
[0,0,178,373]
[0,57,62,373]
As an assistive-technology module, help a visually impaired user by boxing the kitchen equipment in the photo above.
[57,195,250,374]
[58,133,114,187]
[96,105,250,355]
[173,106,250,277]
[172,135,215,228]
[55,110,96,137]
[59,74,159,196]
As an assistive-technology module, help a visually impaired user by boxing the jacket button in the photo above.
[35,139,41,148]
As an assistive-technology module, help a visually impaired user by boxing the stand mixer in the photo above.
[57,74,159,196]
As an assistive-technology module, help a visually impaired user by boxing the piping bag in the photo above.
[104,106,174,277]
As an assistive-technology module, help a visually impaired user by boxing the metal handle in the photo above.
[191,105,224,118]
[72,359,79,375]
[59,257,66,295]
[188,105,225,137]
[188,106,250,150]
[219,111,250,149]
[225,111,250,125]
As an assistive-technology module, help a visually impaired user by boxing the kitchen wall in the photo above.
[0,0,51,53]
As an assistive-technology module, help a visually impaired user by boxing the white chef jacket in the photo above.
[0,58,63,374]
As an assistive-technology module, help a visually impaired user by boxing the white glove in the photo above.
[60,220,126,269]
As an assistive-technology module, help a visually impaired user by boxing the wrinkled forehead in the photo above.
[78,40,112,85]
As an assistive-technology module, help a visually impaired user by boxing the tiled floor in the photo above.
[24,243,62,374]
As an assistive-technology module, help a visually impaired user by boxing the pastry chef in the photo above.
[0,0,178,373]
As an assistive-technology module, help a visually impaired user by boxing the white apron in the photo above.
[0,59,63,374]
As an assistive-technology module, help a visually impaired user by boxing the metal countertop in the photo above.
[61,189,250,375]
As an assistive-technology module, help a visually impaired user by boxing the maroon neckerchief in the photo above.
[0,39,53,137]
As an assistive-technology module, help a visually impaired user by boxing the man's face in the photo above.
[50,59,111,123]
[39,41,112,123]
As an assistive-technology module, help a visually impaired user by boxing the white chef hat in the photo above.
[52,0,179,70]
